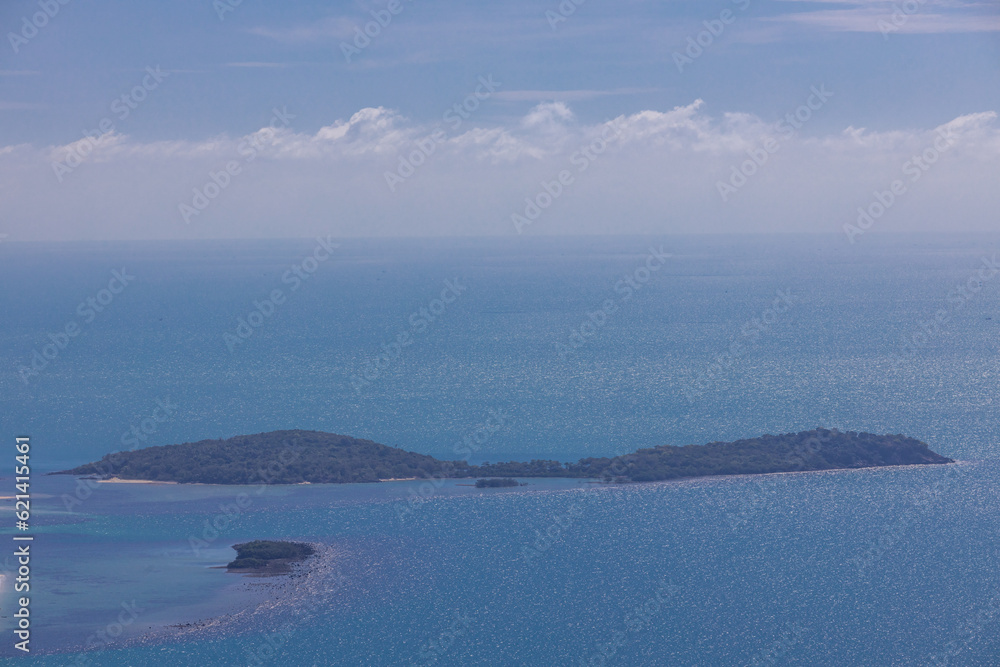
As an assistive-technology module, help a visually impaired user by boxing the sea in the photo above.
[0,234,998,665]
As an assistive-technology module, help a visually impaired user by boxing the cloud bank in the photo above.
[2,98,998,241]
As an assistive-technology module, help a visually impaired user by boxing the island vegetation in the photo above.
[59,431,465,484]
[226,540,316,572]
[59,428,952,486]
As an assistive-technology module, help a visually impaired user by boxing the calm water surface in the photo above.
[0,234,997,665]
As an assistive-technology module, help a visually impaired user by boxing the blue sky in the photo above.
[2,0,998,240]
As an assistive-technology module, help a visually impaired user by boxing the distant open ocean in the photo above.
[1,234,998,665]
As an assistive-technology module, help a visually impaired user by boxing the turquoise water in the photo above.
[1,235,999,664]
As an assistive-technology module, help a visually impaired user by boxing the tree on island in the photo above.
[226,540,316,570]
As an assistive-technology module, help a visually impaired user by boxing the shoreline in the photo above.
[666,458,965,484]
[97,477,178,485]
[61,459,962,490]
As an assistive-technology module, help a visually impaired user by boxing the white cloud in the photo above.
[521,101,575,128]
[765,0,1000,34]
[2,101,998,240]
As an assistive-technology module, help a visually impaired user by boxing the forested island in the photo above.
[226,540,316,572]
[58,428,952,485]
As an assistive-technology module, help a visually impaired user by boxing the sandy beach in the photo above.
[97,477,178,485]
